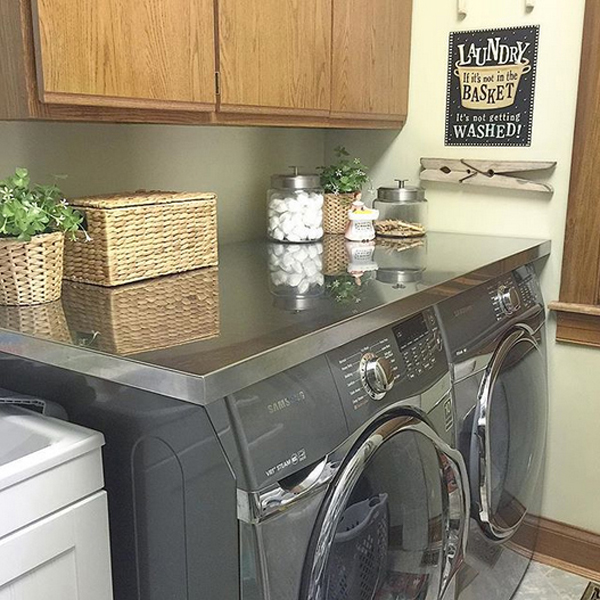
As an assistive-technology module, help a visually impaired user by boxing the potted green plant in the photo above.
[0,168,84,306]
[319,146,370,234]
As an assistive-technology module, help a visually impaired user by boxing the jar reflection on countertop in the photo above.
[374,180,427,238]
[268,243,325,311]
[374,236,427,285]
[267,168,324,243]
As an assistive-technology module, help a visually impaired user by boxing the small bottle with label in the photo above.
[345,199,379,242]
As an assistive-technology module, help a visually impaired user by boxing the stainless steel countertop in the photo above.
[0,232,550,405]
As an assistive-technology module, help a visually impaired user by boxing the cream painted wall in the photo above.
[0,122,325,243]
[327,0,596,532]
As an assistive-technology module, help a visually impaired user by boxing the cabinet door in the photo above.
[218,0,331,116]
[0,492,112,600]
[331,0,412,120]
[31,0,216,111]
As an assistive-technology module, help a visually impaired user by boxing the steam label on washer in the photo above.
[265,448,307,478]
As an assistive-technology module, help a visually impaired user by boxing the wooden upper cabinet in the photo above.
[331,0,412,120]
[0,0,412,126]
[31,0,216,111]
[217,0,332,116]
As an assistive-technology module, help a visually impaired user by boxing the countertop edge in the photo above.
[0,238,550,406]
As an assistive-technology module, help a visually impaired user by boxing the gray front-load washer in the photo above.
[435,264,548,600]
[207,306,470,600]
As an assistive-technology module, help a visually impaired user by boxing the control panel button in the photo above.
[434,330,443,351]
[360,353,395,400]
[497,285,520,315]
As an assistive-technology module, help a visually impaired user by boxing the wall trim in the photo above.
[524,516,600,582]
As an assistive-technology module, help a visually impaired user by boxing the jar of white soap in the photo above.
[267,167,324,243]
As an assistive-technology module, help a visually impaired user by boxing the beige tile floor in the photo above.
[513,561,596,600]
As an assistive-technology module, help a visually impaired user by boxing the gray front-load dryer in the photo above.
[435,264,548,600]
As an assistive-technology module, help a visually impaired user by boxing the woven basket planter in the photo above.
[64,191,218,287]
[62,267,220,355]
[323,192,360,234]
[323,234,350,276]
[0,301,70,342]
[0,232,65,306]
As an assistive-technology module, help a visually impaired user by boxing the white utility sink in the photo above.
[0,405,105,538]
[0,403,112,600]
[0,405,104,495]
[0,418,50,467]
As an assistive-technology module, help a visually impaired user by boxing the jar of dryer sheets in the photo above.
[267,168,324,243]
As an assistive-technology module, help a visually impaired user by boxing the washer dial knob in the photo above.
[497,285,520,315]
[360,353,395,400]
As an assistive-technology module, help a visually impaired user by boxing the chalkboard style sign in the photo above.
[445,26,539,147]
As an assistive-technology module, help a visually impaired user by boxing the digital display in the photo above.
[393,314,428,350]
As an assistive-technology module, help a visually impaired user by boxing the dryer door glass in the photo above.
[302,414,468,600]
[475,329,547,540]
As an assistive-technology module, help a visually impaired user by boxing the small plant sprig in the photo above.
[318,146,370,195]
[326,273,370,305]
[0,168,85,242]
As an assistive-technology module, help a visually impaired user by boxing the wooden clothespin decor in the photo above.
[420,158,556,193]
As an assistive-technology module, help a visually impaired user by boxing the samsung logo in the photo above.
[453,305,473,318]
[267,391,306,414]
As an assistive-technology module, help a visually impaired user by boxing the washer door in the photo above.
[472,327,547,541]
[301,412,469,600]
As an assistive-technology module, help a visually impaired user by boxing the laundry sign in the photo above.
[445,26,539,146]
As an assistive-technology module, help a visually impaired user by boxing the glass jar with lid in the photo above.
[374,180,427,238]
[267,167,324,243]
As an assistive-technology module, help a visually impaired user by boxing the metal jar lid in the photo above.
[377,179,426,203]
[271,166,321,190]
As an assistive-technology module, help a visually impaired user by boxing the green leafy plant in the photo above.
[326,273,370,305]
[0,168,85,242]
[318,146,370,195]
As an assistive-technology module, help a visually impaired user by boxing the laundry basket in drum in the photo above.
[326,494,389,600]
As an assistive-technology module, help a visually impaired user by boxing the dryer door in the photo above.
[301,412,469,600]
[472,327,547,541]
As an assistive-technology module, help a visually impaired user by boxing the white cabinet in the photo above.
[0,493,112,600]
[0,406,113,600]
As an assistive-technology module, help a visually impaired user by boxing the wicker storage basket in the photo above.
[62,267,219,355]
[0,232,64,306]
[64,191,218,287]
[323,193,358,234]
[0,301,71,343]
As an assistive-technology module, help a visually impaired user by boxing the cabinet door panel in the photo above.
[218,0,331,115]
[32,0,216,110]
[331,0,412,120]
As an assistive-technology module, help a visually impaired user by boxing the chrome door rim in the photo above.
[302,411,469,600]
[475,327,541,541]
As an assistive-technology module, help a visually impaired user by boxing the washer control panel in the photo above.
[331,337,400,412]
[327,308,448,430]
[394,311,444,382]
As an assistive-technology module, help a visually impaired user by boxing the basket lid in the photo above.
[70,191,217,209]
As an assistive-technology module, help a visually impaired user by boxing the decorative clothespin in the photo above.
[420,158,556,193]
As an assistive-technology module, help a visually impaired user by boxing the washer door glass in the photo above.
[302,413,468,600]
[474,328,547,540]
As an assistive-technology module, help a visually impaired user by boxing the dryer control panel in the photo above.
[327,308,448,431]
[488,274,521,320]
